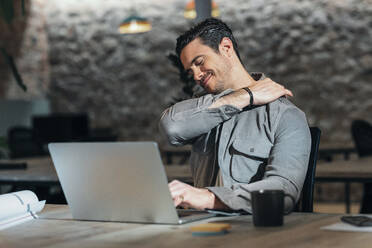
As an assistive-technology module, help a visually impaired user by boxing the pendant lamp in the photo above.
[119,14,152,34]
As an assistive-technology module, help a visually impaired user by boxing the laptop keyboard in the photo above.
[177,209,209,217]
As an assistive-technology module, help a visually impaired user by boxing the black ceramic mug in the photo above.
[251,189,295,227]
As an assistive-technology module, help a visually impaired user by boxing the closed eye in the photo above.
[195,58,204,66]
[184,55,204,77]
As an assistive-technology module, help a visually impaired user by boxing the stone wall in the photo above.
[1,0,372,146]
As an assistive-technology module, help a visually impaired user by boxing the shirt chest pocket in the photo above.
[228,139,272,183]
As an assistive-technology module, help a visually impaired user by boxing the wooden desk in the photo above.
[316,157,372,181]
[316,157,372,213]
[0,157,192,186]
[318,146,357,161]
[0,204,370,248]
[0,157,59,186]
[3,156,372,213]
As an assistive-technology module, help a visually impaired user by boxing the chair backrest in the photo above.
[351,120,372,157]
[296,127,321,212]
[7,126,44,158]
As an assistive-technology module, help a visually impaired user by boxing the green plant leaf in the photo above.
[0,47,27,92]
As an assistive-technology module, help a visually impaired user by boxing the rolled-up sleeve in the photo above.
[159,90,241,146]
[207,108,311,213]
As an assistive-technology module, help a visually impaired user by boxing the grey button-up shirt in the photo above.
[159,73,311,213]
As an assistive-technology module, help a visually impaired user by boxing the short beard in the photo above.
[212,80,225,94]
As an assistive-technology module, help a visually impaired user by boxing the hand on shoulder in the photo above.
[248,78,293,106]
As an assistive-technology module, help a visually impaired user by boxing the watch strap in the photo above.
[243,87,254,107]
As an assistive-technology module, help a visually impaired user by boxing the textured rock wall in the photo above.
[2,0,372,146]
[44,0,186,142]
[224,0,372,146]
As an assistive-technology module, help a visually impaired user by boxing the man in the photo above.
[159,18,311,213]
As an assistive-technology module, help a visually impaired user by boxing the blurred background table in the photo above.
[3,154,372,213]
[316,157,372,213]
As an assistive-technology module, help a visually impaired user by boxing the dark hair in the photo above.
[175,18,242,63]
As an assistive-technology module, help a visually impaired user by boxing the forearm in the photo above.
[159,91,240,146]
[208,88,251,109]
[207,176,298,213]
[210,77,294,110]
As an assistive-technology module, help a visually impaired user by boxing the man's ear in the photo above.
[218,37,234,57]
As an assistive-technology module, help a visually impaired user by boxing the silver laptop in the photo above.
[48,142,216,224]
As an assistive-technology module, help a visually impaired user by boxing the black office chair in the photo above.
[296,127,321,212]
[351,119,372,213]
[7,126,44,159]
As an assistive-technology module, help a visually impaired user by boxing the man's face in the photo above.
[180,38,232,94]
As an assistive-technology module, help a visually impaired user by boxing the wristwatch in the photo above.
[243,87,254,107]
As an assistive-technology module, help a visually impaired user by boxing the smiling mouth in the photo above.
[201,72,212,88]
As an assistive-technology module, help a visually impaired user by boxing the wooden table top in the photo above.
[0,156,193,184]
[0,204,370,248]
[316,156,372,179]
[2,156,372,185]
[0,157,58,184]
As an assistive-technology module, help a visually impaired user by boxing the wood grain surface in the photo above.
[0,205,371,248]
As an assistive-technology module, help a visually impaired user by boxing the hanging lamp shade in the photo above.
[184,0,220,19]
[118,15,152,34]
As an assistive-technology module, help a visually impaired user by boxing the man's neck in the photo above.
[228,63,256,90]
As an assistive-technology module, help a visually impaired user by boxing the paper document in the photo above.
[0,190,45,230]
[321,222,372,232]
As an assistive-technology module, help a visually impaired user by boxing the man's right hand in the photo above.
[249,78,293,106]
[208,78,293,110]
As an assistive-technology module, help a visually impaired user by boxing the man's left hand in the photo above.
[168,180,216,210]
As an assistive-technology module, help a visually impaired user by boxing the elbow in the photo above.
[159,113,185,146]
[164,124,185,146]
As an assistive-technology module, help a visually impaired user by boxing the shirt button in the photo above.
[225,106,235,112]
